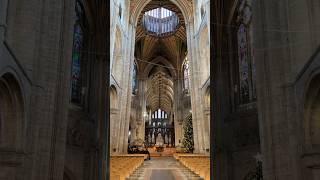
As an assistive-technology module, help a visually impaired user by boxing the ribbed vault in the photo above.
[133,0,189,116]
[146,70,173,113]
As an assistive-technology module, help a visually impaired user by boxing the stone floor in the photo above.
[126,157,203,180]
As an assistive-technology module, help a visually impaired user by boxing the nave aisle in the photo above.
[127,157,203,180]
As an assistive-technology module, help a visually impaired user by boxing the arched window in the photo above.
[119,5,122,19]
[132,62,138,94]
[183,57,190,92]
[237,23,250,103]
[158,109,161,119]
[71,6,84,103]
[237,0,255,104]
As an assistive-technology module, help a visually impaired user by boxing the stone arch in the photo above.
[112,26,123,83]
[199,24,210,84]
[204,86,210,109]
[301,68,320,179]
[0,72,24,150]
[304,73,320,147]
[110,85,119,153]
[130,0,193,79]
[110,85,118,109]
[293,48,320,179]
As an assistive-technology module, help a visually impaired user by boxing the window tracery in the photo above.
[132,62,138,95]
[71,3,84,103]
[236,0,256,104]
[183,57,190,92]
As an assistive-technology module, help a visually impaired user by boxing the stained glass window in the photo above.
[237,0,256,104]
[132,62,138,94]
[183,58,190,92]
[71,23,83,103]
[152,109,168,120]
[238,24,250,103]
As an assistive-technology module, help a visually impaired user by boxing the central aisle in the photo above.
[127,157,203,180]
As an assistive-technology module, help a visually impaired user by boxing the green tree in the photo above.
[182,115,194,153]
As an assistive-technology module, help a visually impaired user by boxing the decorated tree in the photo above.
[182,115,194,153]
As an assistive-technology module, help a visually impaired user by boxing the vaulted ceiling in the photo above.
[146,70,174,113]
[135,0,187,69]
[133,0,189,113]
[134,0,188,113]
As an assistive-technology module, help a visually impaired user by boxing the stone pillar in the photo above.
[120,23,136,153]
[140,78,146,141]
[204,108,210,153]
[176,121,183,146]
[185,19,200,153]
[136,121,144,141]
[132,119,137,141]
[110,108,120,153]
[173,71,186,148]
[0,0,8,41]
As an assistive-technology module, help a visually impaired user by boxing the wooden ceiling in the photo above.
[146,71,174,113]
[135,0,187,68]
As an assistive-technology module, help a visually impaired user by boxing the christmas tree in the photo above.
[182,115,194,153]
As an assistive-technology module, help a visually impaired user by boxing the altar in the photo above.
[148,147,176,157]
[144,109,175,149]
[155,146,164,152]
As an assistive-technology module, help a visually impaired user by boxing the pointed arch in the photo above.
[110,85,118,110]
[112,26,123,83]
[0,72,24,149]
[199,24,210,84]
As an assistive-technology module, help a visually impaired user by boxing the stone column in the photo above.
[120,23,136,153]
[204,108,210,152]
[0,0,8,41]
[173,77,181,146]
[185,19,200,153]
[140,78,147,141]
[136,121,144,141]
[131,119,137,142]
[176,121,183,146]
[110,108,120,153]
